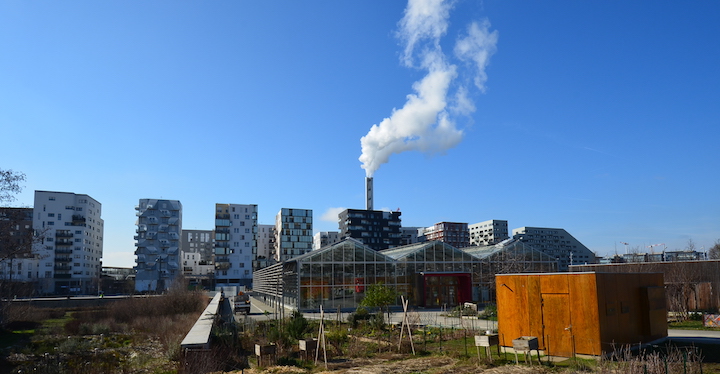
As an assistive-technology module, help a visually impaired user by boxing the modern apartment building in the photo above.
[180,229,214,277]
[400,227,424,246]
[469,220,509,246]
[275,208,313,262]
[313,231,340,250]
[214,203,257,288]
[134,199,182,293]
[0,208,37,286]
[255,224,275,270]
[512,226,596,271]
[33,191,104,295]
[338,209,401,251]
[422,222,470,249]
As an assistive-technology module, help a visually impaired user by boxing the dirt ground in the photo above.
[232,356,551,374]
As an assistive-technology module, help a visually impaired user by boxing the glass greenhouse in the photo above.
[253,238,557,311]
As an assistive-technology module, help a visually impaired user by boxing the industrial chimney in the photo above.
[366,177,374,211]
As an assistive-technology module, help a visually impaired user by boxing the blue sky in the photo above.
[2,1,718,268]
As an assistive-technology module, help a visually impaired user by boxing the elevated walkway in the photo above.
[181,292,224,350]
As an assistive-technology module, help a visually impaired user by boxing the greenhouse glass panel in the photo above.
[365,263,376,284]
[321,249,333,263]
[332,247,344,262]
[354,246,366,262]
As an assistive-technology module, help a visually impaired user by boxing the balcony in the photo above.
[54,265,72,271]
[55,231,73,238]
[54,273,72,279]
[54,256,72,262]
[56,239,73,246]
[55,248,72,254]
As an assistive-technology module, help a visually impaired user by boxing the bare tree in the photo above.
[708,240,720,260]
[685,239,696,252]
[0,169,44,328]
[0,169,25,204]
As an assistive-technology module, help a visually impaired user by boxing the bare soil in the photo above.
[233,356,551,374]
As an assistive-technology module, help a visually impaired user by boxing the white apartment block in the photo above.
[313,231,340,250]
[215,203,257,288]
[255,224,275,270]
[34,191,104,295]
[512,226,596,271]
[0,257,38,283]
[181,229,214,276]
[275,208,312,262]
[134,199,182,293]
[181,251,214,276]
[469,220,509,246]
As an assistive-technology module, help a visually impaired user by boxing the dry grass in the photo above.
[4,290,209,373]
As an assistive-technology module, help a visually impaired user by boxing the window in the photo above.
[48,221,54,226]
[48,213,55,217]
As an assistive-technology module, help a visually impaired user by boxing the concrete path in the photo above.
[246,296,497,331]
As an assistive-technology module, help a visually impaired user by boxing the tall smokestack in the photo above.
[366,177,374,211]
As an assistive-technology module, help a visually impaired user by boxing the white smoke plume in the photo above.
[359,0,498,177]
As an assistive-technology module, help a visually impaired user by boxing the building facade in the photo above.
[34,191,104,295]
[399,227,424,246]
[180,229,214,279]
[255,224,275,270]
[214,203,257,288]
[338,209,402,251]
[134,199,182,293]
[0,208,36,286]
[275,208,313,262]
[512,226,596,271]
[469,220,509,246]
[422,222,470,249]
[313,231,340,250]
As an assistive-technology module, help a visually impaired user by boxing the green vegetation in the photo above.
[359,282,397,319]
[669,319,720,330]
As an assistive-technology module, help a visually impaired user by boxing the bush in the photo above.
[326,328,349,356]
[478,303,497,319]
[369,312,385,331]
[348,306,371,328]
[286,310,310,340]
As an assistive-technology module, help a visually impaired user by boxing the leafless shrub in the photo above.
[595,345,704,374]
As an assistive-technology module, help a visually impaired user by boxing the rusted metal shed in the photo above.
[495,272,667,357]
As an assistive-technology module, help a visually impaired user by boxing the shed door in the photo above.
[541,293,573,357]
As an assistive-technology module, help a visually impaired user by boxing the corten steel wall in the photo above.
[571,261,720,311]
[496,272,666,357]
